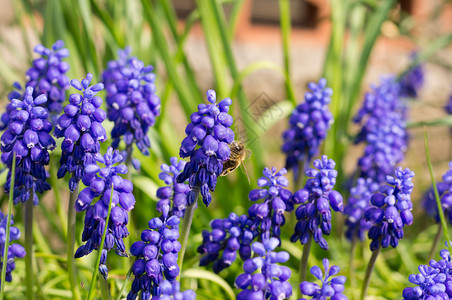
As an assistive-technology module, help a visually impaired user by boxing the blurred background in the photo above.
[0,0,451,299]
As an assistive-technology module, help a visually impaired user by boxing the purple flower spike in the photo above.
[423,161,452,225]
[403,248,452,299]
[399,52,424,99]
[127,203,195,300]
[54,73,107,192]
[156,157,191,218]
[74,147,134,278]
[282,78,333,181]
[103,47,160,161]
[353,76,408,183]
[1,87,55,205]
[0,211,26,285]
[176,90,234,207]
[235,238,292,300]
[344,178,379,242]
[197,167,292,274]
[299,258,348,300]
[365,167,415,251]
[0,41,70,128]
[291,155,343,250]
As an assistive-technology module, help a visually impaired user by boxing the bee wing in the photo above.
[240,162,251,184]
[245,149,253,159]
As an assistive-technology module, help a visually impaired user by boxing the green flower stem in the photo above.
[424,128,452,253]
[125,144,133,182]
[115,259,135,300]
[294,160,305,192]
[50,155,67,238]
[0,154,16,300]
[299,234,312,284]
[87,184,114,300]
[429,223,443,260]
[360,245,381,300]
[177,187,200,273]
[67,182,81,300]
[25,188,35,300]
[349,235,357,288]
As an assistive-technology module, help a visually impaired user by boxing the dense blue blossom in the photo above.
[402,248,452,299]
[365,167,415,251]
[0,211,26,285]
[282,78,333,181]
[299,258,347,300]
[156,157,190,218]
[74,147,134,278]
[423,162,452,224]
[127,205,195,300]
[1,87,55,205]
[445,90,452,115]
[198,212,258,273]
[354,77,408,183]
[0,41,70,128]
[399,52,424,99]
[103,47,160,159]
[150,280,196,300]
[235,238,292,300]
[54,73,107,192]
[176,90,234,207]
[198,167,292,273]
[344,178,379,242]
[291,156,344,250]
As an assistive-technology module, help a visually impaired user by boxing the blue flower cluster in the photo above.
[150,280,196,300]
[103,47,160,158]
[74,147,134,278]
[176,90,234,207]
[291,156,344,250]
[197,167,292,273]
[198,213,257,273]
[1,87,55,205]
[156,157,191,218]
[0,211,26,285]
[423,161,452,224]
[399,52,424,99]
[235,238,292,300]
[1,41,71,128]
[365,167,414,251]
[403,248,452,299]
[354,77,408,183]
[344,178,379,242]
[282,78,333,181]
[128,205,185,300]
[299,258,347,300]
[54,73,107,191]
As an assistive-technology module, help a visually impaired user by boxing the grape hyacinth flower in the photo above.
[0,41,70,127]
[235,238,292,300]
[282,78,333,181]
[423,162,452,224]
[365,167,415,251]
[0,211,26,285]
[445,90,452,116]
[198,213,258,273]
[127,205,195,300]
[74,147,134,278]
[399,52,424,99]
[402,248,452,299]
[299,258,347,300]
[291,155,344,250]
[344,178,379,242]
[103,47,160,162]
[197,167,292,273]
[1,87,55,205]
[354,77,408,183]
[54,73,107,192]
[176,89,234,207]
[150,280,196,300]
[156,157,191,218]
[0,83,31,131]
